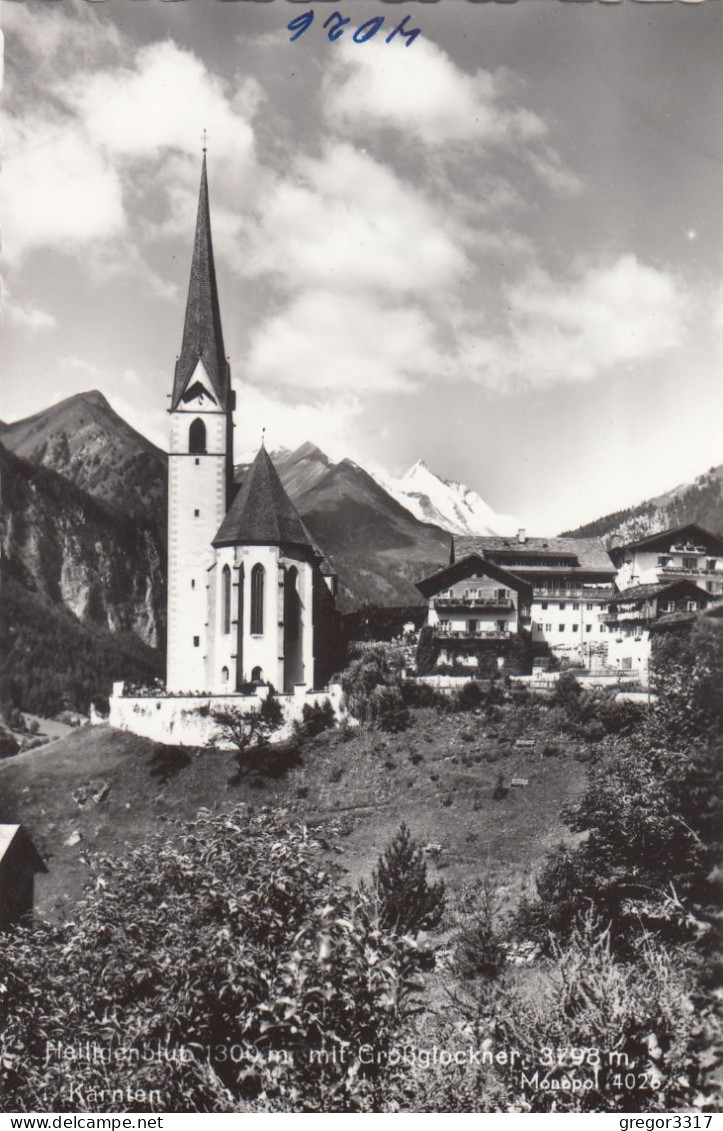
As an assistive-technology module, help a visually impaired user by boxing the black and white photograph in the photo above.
[0,0,721,1117]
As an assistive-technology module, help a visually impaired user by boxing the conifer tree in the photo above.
[372,823,445,935]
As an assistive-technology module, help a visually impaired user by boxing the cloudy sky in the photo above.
[2,0,722,532]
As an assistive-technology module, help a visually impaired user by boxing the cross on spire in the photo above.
[202,128,208,154]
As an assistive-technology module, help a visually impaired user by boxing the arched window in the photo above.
[250,564,265,635]
[189,418,206,454]
[251,665,264,683]
[221,665,229,684]
[221,565,231,635]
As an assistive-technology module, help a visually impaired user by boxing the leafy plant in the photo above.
[340,644,409,733]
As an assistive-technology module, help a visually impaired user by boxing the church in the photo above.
[166,155,338,696]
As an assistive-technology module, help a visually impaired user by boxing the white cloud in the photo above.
[460,254,689,389]
[66,41,257,169]
[2,117,126,264]
[2,293,57,332]
[233,381,362,463]
[324,38,547,149]
[247,288,448,394]
[245,142,468,298]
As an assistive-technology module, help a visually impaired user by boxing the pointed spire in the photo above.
[171,154,230,410]
[213,446,314,548]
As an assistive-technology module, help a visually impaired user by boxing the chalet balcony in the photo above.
[532,587,615,599]
[434,629,512,641]
[658,565,700,576]
[434,596,514,609]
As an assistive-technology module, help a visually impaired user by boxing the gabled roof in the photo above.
[612,523,723,557]
[171,156,230,411]
[0,825,47,872]
[610,579,711,605]
[213,445,315,549]
[416,553,533,600]
[454,535,615,574]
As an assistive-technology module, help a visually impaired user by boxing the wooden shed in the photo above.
[0,825,47,930]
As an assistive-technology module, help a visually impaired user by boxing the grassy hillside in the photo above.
[0,711,588,924]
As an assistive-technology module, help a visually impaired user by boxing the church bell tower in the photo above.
[166,153,234,692]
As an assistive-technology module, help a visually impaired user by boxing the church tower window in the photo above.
[189,418,206,454]
[221,565,231,635]
[250,564,265,635]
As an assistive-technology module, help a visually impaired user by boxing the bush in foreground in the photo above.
[0,811,423,1113]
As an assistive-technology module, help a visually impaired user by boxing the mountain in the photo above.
[377,459,520,537]
[563,463,723,544]
[0,440,163,714]
[0,391,166,529]
[234,450,451,609]
[292,459,452,609]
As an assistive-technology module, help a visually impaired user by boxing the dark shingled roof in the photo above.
[612,523,723,557]
[454,535,615,574]
[214,445,315,548]
[416,553,532,600]
[171,156,230,411]
[611,579,711,605]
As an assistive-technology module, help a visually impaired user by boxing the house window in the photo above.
[572,623,579,632]
[221,665,229,683]
[496,588,509,599]
[559,624,565,632]
[658,555,671,567]
[221,565,231,635]
[251,665,263,683]
[250,564,265,635]
[195,458,200,466]
[541,602,548,610]
[573,603,580,610]
[467,619,478,635]
[586,625,592,633]
[559,602,566,610]
[439,619,451,632]
[193,635,200,647]
[535,622,543,631]
[194,509,200,517]
[586,603,594,611]
[189,418,206,454]
[191,579,195,590]
[544,623,552,632]
[682,556,697,571]
[600,625,606,633]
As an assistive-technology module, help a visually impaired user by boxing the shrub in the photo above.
[411,917,709,1112]
[454,681,486,712]
[552,670,582,711]
[211,696,285,778]
[414,626,436,675]
[371,823,445,936]
[340,644,409,733]
[300,698,336,738]
[0,811,424,1113]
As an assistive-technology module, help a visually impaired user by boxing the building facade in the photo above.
[166,157,337,696]
[415,553,532,668]
[609,524,723,600]
[602,579,712,678]
[452,532,617,665]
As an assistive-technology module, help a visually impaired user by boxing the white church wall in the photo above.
[167,375,230,694]
[106,681,347,747]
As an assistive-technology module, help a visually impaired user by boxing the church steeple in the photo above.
[171,154,230,410]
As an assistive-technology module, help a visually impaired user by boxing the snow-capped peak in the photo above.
[379,460,520,537]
